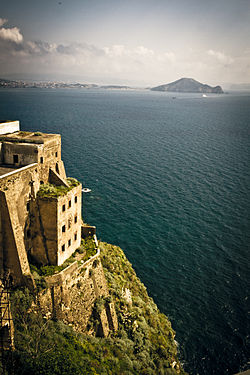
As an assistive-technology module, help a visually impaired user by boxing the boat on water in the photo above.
[202,94,207,97]
[82,188,91,193]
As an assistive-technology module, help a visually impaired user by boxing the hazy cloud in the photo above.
[207,49,234,65]
[0,19,23,44]
[0,19,249,86]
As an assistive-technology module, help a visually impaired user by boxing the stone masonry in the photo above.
[0,120,117,339]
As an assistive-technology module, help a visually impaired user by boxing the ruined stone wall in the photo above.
[34,184,82,266]
[38,137,66,183]
[0,164,39,285]
[38,253,117,336]
[0,142,2,163]
[57,184,82,265]
[2,142,40,166]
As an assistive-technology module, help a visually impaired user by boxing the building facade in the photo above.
[0,121,82,285]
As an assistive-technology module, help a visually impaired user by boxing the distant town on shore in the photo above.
[1,77,249,92]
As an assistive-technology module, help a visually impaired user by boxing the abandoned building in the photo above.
[0,120,82,286]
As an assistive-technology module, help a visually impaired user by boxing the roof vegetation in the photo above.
[37,177,80,198]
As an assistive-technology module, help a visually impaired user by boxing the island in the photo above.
[151,77,223,94]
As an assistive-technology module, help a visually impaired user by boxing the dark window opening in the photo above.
[75,196,77,203]
[68,200,71,208]
[26,202,30,211]
[55,152,58,157]
[40,157,44,164]
[62,244,65,252]
[13,154,18,164]
[68,239,71,247]
[56,163,59,173]
[62,225,66,233]
[74,215,77,223]
[62,204,66,212]
[40,181,44,185]
[68,219,71,229]
[74,233,77,241]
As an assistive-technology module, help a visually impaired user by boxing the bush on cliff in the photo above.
[9,242,187,375]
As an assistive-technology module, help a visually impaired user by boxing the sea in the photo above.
[0,88,249,375]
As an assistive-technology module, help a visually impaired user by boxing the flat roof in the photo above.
[0,131,60,144]
[0,165,20,177]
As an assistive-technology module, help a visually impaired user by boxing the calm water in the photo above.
[0,88,249,374]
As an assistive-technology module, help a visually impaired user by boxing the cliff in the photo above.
[151,77,223,93]
[8,241,187,375]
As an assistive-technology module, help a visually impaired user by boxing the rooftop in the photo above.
[0,165,19,177]
[0,131,60,144]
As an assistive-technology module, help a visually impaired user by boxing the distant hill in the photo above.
[151,78,223,93]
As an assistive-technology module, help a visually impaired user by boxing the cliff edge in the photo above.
[8,241,187,375]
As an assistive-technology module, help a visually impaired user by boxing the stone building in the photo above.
[0,120,82,286]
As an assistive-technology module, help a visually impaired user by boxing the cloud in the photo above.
[0,18,23,43]
[207,49,234,65]
[1,20,249,85]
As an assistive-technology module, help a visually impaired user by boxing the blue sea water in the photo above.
[0,88,249,374]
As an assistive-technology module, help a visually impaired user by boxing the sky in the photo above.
[0,0,250,86]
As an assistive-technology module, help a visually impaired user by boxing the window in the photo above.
[68,200,71,208]
[62,204,66,212]
[68,219,71,229]
[56,163,59,173]
[26,202,30,211]
[62,225,66,233]
[55,152,58,157]
[75,196,78,203]
[74,232,77,241]
[13,154,18,164]
[40,181,44,185]
[74,215,77,224]
[62,244,65,252]
[40,157,44,164]
[68,239,71,247]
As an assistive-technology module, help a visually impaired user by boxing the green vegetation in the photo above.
[9,242,186,375]
[30,237,97,278]
[17,131,30,136]
[81,237,97,262]
[30,254,76,277]
[37,177,80,198]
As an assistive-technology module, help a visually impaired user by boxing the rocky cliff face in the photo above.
[9,241,187,374]
[151,77,223,93]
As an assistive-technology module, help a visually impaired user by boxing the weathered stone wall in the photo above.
[0,121,19,135]
[38,137,65,183]
[57,184,82,265]
[2,142,40,166]
[33,184,82,266]
[38,253,117,335]
[0,142,2,163]
[0,164,39,285]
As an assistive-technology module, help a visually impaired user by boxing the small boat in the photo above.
[202,94,207,97]
[82,188,91,193]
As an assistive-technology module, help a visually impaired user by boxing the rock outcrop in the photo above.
[151,77,223,93]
